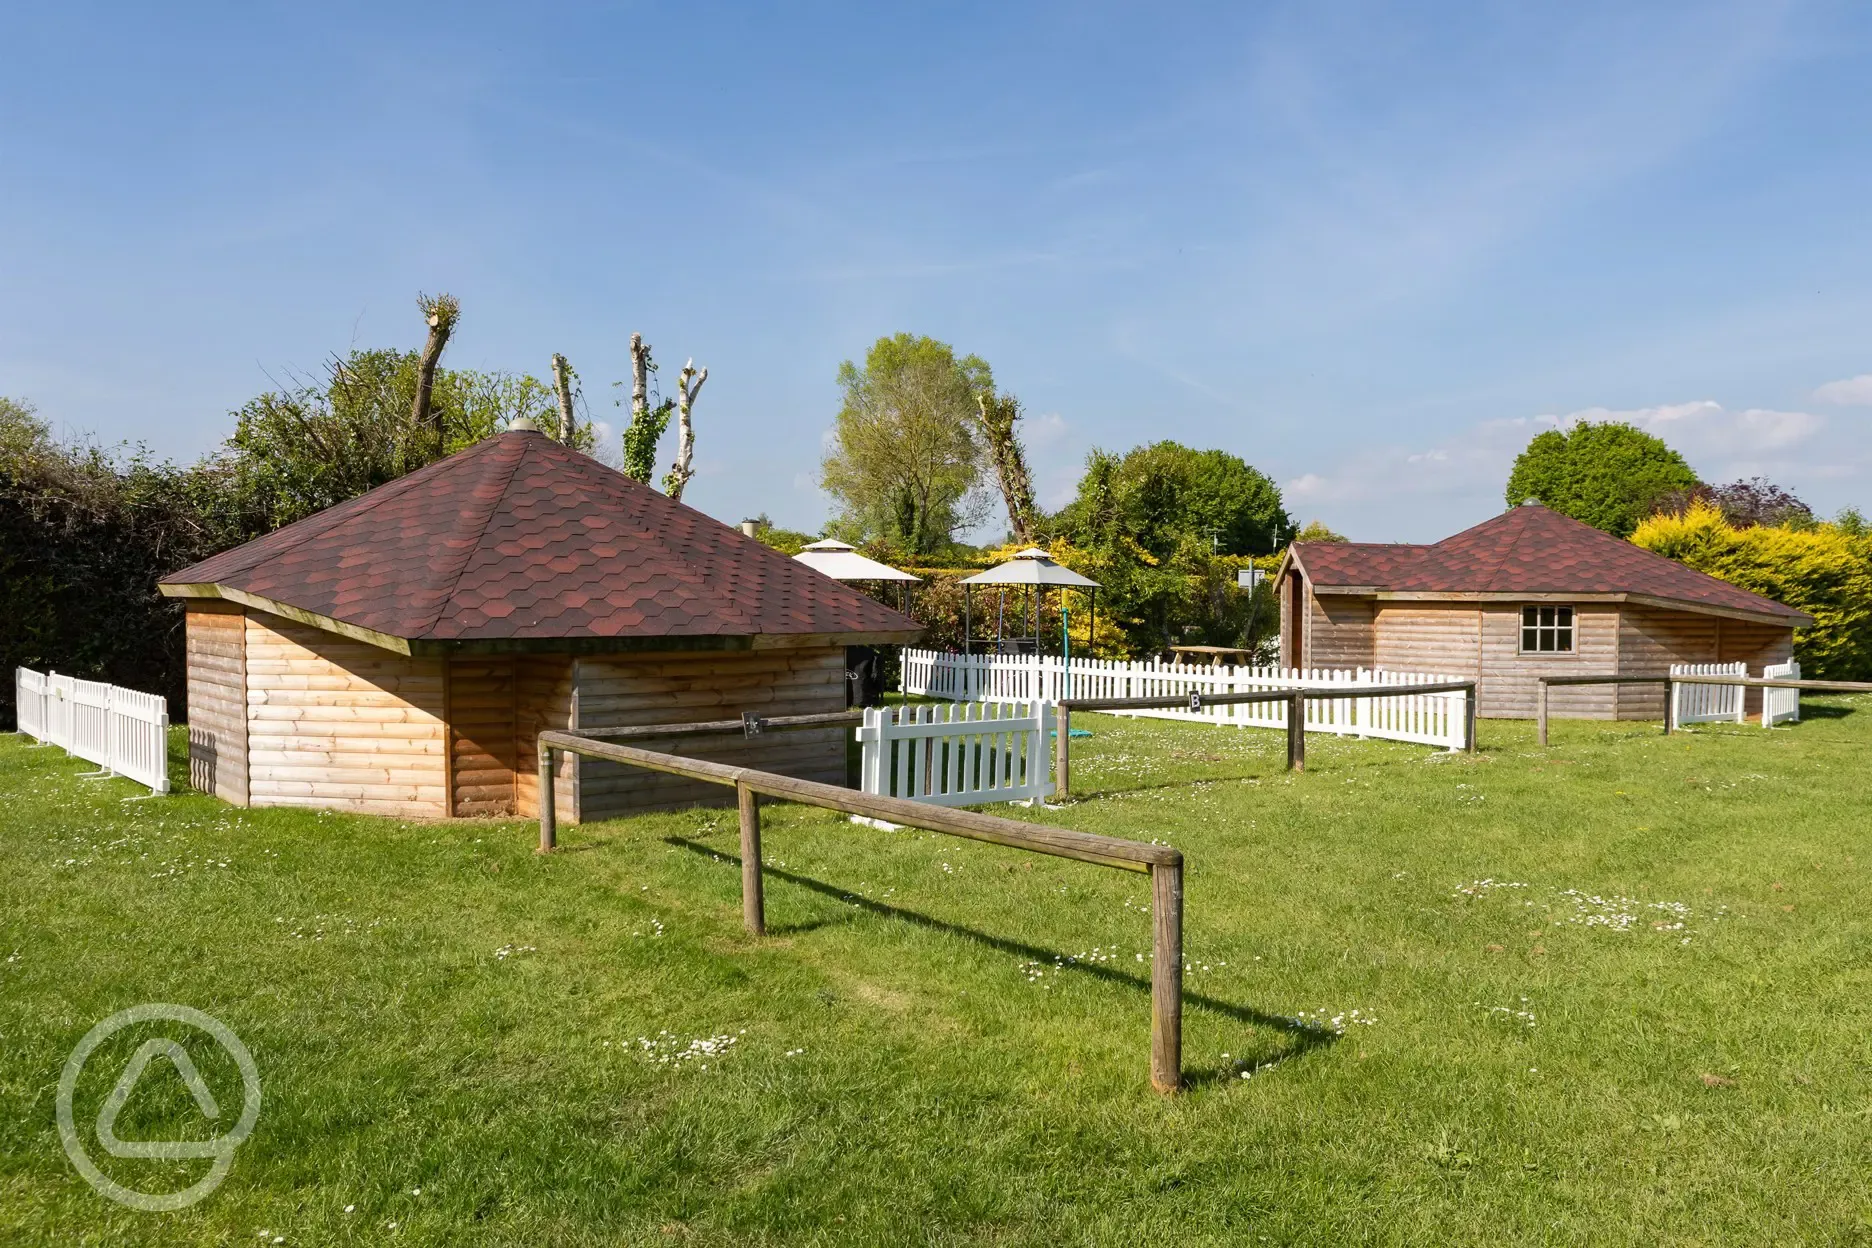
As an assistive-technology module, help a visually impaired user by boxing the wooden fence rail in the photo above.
[1053,681,1478,798]
[1537,673,1872,745]
[535,727,1187,1094]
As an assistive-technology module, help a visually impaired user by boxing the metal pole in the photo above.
[737,782,764,936]
[1150,858,1184,1094]
[537,743,557,853]
[1663,677,1674,735]
[1537,680,1549,747]
[1464,683,1478,753]
[963,586,972,657]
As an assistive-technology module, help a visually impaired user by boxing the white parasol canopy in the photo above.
[793,539,921,583]
[958,547,1099,588]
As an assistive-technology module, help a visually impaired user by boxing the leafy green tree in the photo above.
[1054,441,1292,559]
[1293,520,1349,543]
[222,349,581,530]
[2,398,238,723]
[1505,421,1699,537]
[820,334,992,555]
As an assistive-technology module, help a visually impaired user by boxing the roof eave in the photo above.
[162,583,415,655]
[165,582,927,655]
[1300,584,1807,626]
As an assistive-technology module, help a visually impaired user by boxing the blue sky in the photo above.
[3,2,1870,541]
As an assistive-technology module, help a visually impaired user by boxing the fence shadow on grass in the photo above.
[664,835,1339,1085]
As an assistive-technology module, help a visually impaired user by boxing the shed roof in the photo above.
[1287,503,1810,625]
[160,430,924,653]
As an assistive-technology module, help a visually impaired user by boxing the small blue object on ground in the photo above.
[1049,728,1094,738]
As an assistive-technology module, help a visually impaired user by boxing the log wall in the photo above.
[572,648,847,819]
[447,657,517,816]
[515,655,576,821]
[185,602,248,804]
[243,612,448,816]
[1305,595,1376,669]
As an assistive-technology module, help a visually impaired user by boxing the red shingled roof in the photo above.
[1291,504,1809,623]
[161,430,924,645]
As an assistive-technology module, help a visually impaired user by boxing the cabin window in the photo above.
[1520,605,1574,654]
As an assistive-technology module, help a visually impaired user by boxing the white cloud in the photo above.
[1023,410,1070,450]
[1815,374,1872,406]
[1558,401,1824,458]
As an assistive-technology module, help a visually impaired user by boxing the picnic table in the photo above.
[1165,644,1256,667]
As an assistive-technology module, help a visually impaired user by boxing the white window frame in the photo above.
[1520,605,1575,655]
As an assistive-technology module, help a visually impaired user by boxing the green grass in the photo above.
[2,702,1871,1245]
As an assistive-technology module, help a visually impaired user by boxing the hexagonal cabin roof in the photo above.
[1284,503,1811,626]
[160,429,924,654]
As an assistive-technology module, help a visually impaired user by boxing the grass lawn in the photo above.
[2,700,1871,1245]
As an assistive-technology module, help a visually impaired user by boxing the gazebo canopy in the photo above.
[793,539,921,583]
[959,548,1099,589]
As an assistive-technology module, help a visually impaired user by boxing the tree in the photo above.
[974,388,1038,543]
[1505,421,1699,537]
[1054,441,1293,559]
[1654,476,1814,529]
[820,333,991,554]
[550,353,577,445]
[1294,520,1348,543]
[223,349,574,530]
[619,332,676,484]
[663,358,707,501]
[409,293,460,452]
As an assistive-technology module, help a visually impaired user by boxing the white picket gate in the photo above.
[856,700,1054,808]
[901,649,1468,751]
[13,667,170,793]
[1763,660,1801,727]
[1670,662,1747,728]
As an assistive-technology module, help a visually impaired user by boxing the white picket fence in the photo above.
[13,667,170,793]
[1670,662,1747,727]
[856,700,1054,808]
[901,649,1469,751]
[1763,660,1801,727]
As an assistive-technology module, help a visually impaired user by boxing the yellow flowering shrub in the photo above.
[1630,502,1872,678]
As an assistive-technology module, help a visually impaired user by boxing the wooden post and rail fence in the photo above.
[535,719,1188,1094]
[1536,673,1872,746]
[1052,680,1479,799]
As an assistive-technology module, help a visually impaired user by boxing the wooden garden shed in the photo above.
[1276,503,1810,720]
[158,428,922,820]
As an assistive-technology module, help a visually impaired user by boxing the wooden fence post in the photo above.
[1663,678,1674,735]
[1151,858,1184,1094]
[1537,680,1549,747]
[1286,690,1306,772]
[1464,683,1478,753]
[537,743,557,853]
[737,781,764,936]
[1055,704,1071,799]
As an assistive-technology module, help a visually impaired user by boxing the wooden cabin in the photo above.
[159,429,922,819]
[1276,503,1810,720]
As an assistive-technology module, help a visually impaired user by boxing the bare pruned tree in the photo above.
[410,293,460,449]
[975,389,1038,543]
[550,353,577,445]
[663,359,707,502]
[620,332,674,483]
